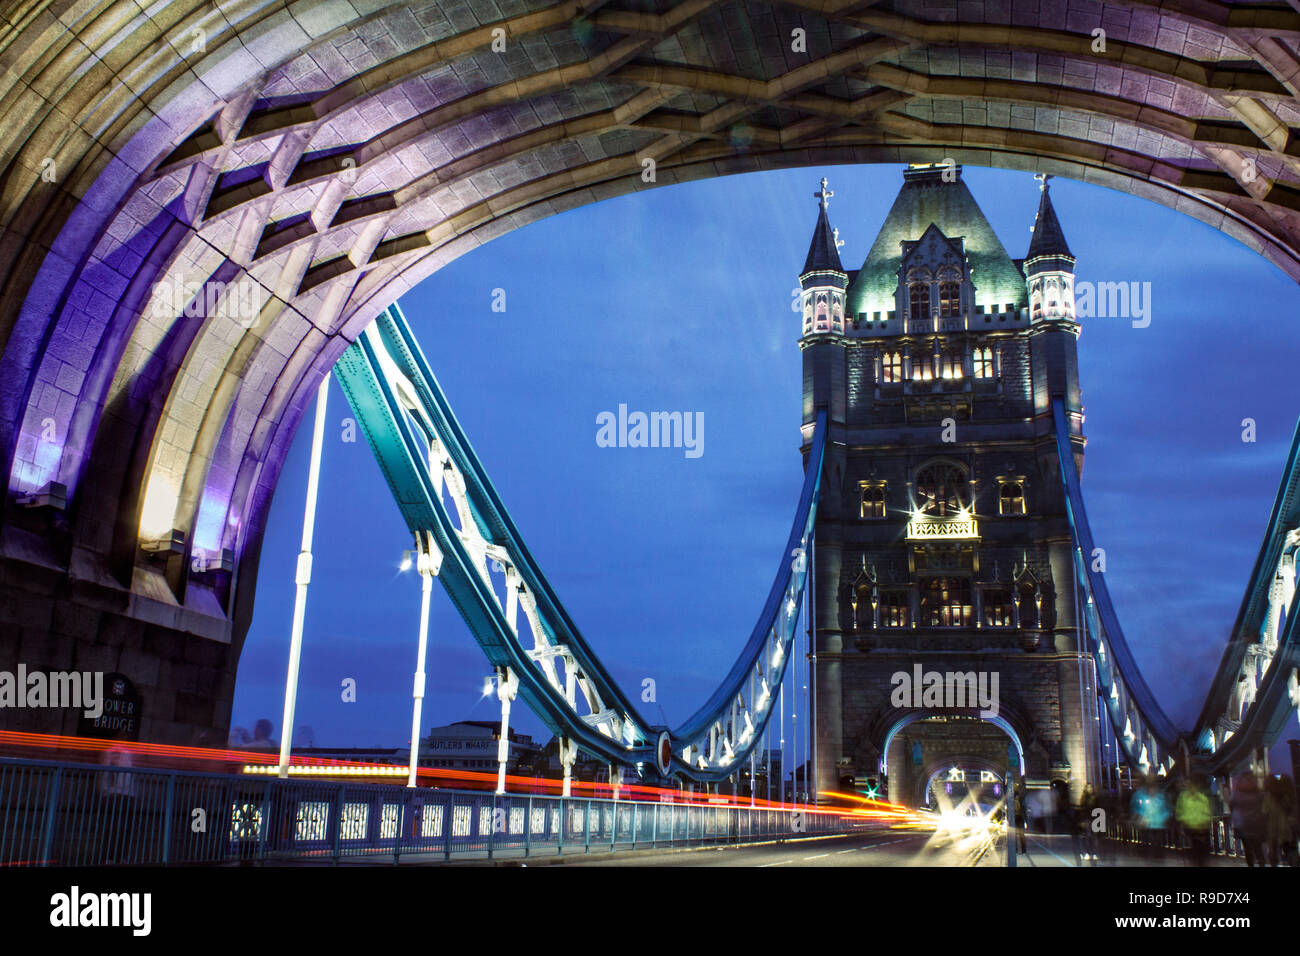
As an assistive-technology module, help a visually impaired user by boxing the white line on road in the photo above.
[758,860,791,867]
[803,853,829,860]
[836,848,855,854]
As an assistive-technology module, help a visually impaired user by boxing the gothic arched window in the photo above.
[880,591,909,628]
[909,283,930,325]
[973,346,994,379]
[939,281,960,318]
[921,577,973,627]
[914,462,966,516]
[1000,481,1026,516]
[938,346,963,380]
[881,351,903,383]
[860,483,886,518]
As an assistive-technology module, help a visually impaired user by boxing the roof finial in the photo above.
[815,176,833,210]
[1034,172,1052,192]
[833,226,845,250]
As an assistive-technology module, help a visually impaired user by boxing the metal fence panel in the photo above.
[0,758,866,865]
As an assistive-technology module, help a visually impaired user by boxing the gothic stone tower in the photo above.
[800,165,1098,806]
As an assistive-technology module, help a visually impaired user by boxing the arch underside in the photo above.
[4,0,1300,682]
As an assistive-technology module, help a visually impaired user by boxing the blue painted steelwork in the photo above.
[1054,399,1300,777]
[1052,399,1180,775]
[333,303,826,782]
[1192,417,1300,775]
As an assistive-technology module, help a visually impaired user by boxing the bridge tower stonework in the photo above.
[801,165,1099,806]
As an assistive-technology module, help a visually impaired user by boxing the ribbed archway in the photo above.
[4,0,1300,741]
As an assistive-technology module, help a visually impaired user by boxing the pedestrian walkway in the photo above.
[1012,834,1248,867]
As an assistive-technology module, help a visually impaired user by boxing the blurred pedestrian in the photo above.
[1130,774,1171,860]
[1263,773,1297,867]
[1014,784,1027,854]
[1072,784,1100,863]
[99,747,136,865]
[1175,775,1212,866]
[1230,772,1267,867]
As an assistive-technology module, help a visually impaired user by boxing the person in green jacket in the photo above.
[1175,775,1212,866]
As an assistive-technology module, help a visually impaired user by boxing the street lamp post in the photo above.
[277,376,329,779]
[1007,741,1019,868]
[405,531,443,788]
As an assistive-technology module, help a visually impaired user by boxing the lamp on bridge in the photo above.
[16,480,66,511]
[140,528,186,556]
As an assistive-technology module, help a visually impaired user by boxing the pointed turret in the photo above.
[803,202,845,274]
[799,177,848,337]
[1026,175,1074,264]
[1024,175,1076,323]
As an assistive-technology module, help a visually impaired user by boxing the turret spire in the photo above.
[1027,175,1073,262]
[1024,174,1076,323]
[799,177,848,336]
[802,178,845,275]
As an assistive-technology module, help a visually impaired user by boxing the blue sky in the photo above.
[232,164,1299,772]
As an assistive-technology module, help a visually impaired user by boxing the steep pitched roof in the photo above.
[802,202,845,275]
[1026,180,1073,261]
[846,165,1028,316]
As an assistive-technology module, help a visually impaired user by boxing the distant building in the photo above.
[292,745,403,765]
[407,720,540,774]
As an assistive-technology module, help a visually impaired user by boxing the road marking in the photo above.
[758,860,791,867]
[836,848,855,854]
[863,838,909,849]
[803,853,829,860]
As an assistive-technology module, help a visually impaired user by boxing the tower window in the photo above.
[911,350,934,382]
[938,281,960,318]
[984,589,1014,627]
[860,482,886,518]
[881,351,902,383]
[999,481,1026,516]
[938,347,963,380]
[921,577,973,627]
[880,591,909,628]
[909,283,930,325]
[915,462,966,516]
[973,346,994,379]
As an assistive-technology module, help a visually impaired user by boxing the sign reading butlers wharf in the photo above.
[78,672,142,740]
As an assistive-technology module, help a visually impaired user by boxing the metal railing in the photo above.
[0,758,866,866]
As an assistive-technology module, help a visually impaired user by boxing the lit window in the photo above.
[973,346,994,378]
[915,462,966,516]
[881,351,903,383]
[939,282,960,318]
[880,591,909,628]
[938,348,963,380]
[909,283,930,325]
[921,577,973,627]
[911,351,934,382]
[1000,482,1026,516]
[860,483,886,518]
[984,589,1013,627]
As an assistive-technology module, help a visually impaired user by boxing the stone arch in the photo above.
[7,1,1300,740]
[917,754,1011,810]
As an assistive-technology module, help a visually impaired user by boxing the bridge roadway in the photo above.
[467,832,1254,868]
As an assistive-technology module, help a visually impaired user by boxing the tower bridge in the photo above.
[0,0,1299,870]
